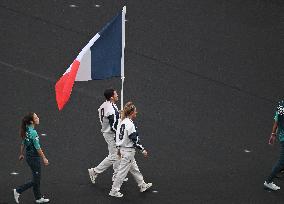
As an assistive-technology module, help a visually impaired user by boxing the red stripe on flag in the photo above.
[55,60,80,110]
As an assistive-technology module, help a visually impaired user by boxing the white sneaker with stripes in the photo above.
[109,190,123,198]
[13,189,20,203]
[264,181,280,191]
[88,168,98,184]
[140,182,153,192]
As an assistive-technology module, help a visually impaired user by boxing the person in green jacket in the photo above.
[264,101,284,191]
[13,112,50,203]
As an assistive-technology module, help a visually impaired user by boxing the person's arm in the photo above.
[108,114,117,133]
[269,121,278,145]
[37,148,49,166]
[108,105,120,133]
[32,130,49,165]
[128,126,148,158]
[19,144,24,160]
[129,132,145,151]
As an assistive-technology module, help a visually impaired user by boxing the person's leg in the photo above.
[15,157,34,199]
[129,159,144,186]
[16,181,33,194]
[29,157,42,200]
[94,133,119,173]
[129,158,152,192]
[30,157,50,203]
[110,149,133,195]
[14,157,42,202]
[88,133,119,184]
[266,142,284,183]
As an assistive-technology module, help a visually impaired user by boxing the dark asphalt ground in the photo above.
[0,0,284,203]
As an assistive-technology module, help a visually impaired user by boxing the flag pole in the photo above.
[121,6,126,110]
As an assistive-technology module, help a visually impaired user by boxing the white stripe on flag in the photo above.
[75,33,101,81]
[75,49,92,81]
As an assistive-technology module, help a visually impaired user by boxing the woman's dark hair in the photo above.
[104,88,115,101]
[20,112,35,139]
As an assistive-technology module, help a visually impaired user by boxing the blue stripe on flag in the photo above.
[90,12,122,80]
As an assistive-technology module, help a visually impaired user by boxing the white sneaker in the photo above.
[140,182,153,192]
[13,189,20,203]
[109,190,123,198]
[88,168,98,184]
[35,197,50,203]
[264,181,280,191]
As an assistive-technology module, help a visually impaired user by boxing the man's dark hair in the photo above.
[104,88,115,101]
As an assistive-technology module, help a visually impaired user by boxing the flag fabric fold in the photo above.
[55,7,125,110]
[55,60,80,110]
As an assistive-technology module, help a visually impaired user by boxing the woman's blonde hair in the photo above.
[121,101,136,120]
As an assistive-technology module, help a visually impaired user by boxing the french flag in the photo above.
[55,7,126,110]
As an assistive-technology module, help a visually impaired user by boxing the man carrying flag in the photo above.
[88,88,128,184]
